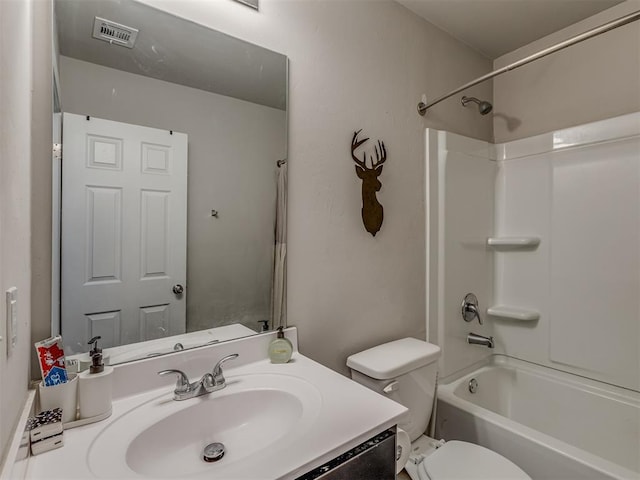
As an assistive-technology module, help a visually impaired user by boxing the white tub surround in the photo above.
[425,129,497,379]
[493,112,640,391]
[486,306,539,322]
[427,112,640,390]
[23,328,407,479]
[437,355,640,480]
[427,112,640,480]
[486,237,540,248]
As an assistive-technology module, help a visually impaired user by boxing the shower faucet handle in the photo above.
[461,293,483,325]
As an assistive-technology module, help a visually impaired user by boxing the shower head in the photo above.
[461,96,493,115]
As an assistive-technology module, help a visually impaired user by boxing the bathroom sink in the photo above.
[87,373,322,478]
[26,342,407,480]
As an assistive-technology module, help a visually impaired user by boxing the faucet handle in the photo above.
[461,293,483,325]
[158,369,191,393]
[212,354,239,384]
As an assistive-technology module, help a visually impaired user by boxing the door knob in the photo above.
[172,284,184,295]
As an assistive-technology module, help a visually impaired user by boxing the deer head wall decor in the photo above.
[350,129,387,237]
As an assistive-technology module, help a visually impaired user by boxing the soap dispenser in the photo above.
[78,336,113,419]
[268,327,293,363]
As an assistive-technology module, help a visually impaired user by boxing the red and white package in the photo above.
[35,336,68,386]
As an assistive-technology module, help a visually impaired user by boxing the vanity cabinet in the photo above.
[296,429,396,480]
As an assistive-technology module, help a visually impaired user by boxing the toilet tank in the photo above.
[347,338,441,442]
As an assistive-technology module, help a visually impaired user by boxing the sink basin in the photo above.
[127,389,300,477]
[87,373,322,478]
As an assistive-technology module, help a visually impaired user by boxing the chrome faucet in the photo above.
[461,293,483,325]
[467,332,494,349]
[158,353,239,401]
[211,354,239,387]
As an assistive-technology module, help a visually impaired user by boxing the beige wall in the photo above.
[493,0,640,143]
[24,0,492,395]
[1,0,34,465]
[30,0,54,384]
[1,0,492,458]
[134,0,493,375]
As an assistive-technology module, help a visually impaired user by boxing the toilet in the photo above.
[347,337,531,480]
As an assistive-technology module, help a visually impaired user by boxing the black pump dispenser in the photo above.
[88,336,105,374]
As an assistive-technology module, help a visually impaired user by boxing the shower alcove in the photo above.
[426,112,640,479]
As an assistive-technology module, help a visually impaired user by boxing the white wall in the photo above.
[493,0,640,143]
[131,0,493,375]
[492,114,640,391]
[59,56,286,337]
[0,0,34,466]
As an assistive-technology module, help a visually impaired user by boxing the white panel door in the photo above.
[61,113,187,354]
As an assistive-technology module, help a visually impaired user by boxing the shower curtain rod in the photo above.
[417,10,640,116]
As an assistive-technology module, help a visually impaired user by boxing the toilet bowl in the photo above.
[346,338,531,480]
[406,437,530,479]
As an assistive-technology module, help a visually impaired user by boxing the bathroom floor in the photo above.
[398,469,411,480]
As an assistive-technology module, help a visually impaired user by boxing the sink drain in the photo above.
[203,442,225,462]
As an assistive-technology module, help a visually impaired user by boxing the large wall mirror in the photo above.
[53,0,288,365]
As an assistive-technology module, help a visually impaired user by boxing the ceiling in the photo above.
[396,0,626,58]
[55,0,287,110]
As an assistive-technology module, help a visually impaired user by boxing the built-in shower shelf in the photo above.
[487,237,540,248]
[487,306,540,321]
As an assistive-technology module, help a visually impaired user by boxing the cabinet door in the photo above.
[297,430,396,480]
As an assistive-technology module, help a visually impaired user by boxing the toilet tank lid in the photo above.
[346,338,441,380]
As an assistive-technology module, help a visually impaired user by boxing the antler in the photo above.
[351,130,387,169]
[371,139,387,169]
[351,130,369,169]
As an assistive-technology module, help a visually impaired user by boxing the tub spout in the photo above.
[467,332,494,348]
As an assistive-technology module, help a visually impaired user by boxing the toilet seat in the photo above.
[417,441,530,480]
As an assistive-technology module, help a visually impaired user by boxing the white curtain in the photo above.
[271,162,287,329]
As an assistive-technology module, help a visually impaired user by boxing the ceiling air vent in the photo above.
[92,17,138,49]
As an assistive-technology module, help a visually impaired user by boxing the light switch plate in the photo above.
[6,287,17,356]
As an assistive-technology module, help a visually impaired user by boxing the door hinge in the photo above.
[53,143,62,161]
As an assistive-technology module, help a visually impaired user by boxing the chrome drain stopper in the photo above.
[468,378,478,394]
[203,442,225,462]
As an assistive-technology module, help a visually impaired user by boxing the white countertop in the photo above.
[25,330,407,480]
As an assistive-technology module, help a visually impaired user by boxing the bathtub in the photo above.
[436,355,640,480]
